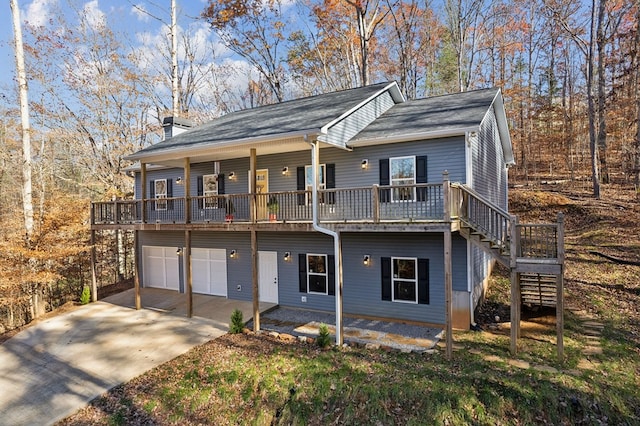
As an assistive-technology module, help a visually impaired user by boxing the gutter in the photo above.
[306,135,343,346]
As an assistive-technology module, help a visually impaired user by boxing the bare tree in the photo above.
[10,0,34,241]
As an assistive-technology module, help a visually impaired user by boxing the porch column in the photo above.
[141,163,147,223]
[134,230,141,310]
[184,157,191,223]
[443,171,453,360]
[250,148,260,331]
[90,230,98,302]
[185,230,192,318]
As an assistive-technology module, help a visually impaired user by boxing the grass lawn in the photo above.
[58,184,640,425]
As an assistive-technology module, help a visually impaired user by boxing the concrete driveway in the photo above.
[0,289,275,426]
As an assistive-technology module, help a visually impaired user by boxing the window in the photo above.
[392,257,417,303]
[390,156,416,202]
[202,174,218,209]
[307,254,328,294]
[381,257,429,304]
[305,164,325,205]
[154,179,167,210]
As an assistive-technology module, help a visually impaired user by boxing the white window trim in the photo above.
[305,164,326,205]
[391,256,418,304]
[389,156,416,203]
[307,253,328,295]
[203,174,218,209]
[155,178,167,211]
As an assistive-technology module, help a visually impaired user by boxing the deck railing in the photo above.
[92,183,446,225]
[516,224,560,259]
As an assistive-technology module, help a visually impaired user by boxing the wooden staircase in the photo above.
[450,184,565,358]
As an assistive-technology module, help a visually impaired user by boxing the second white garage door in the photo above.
[191,248,228,296]
[142,246,179,290]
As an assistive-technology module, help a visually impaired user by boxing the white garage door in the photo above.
[142,246,179,290]
[191,248,228,296]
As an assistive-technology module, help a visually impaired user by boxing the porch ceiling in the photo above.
[137,136,333,168]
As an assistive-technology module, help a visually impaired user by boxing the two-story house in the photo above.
[91,82,564,351]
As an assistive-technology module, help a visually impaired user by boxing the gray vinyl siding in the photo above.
[324,91,395,147]
[471,105,508,208]
[469,103,510,308]
[341,233,467,324]
[136,137,466,200]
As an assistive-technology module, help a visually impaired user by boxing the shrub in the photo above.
[316,323,331,348]
[80,285,91,305]
[229,308,244,334]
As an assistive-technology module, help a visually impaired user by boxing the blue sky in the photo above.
[0,0,228,104]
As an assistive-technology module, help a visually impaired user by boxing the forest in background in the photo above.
[0,0,639,332]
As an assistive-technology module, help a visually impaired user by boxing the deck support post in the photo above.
[90,230,98,302]
[510,215,520,355]
[185,230,192,318]
[250,148,260,332]
[134,230,141,310]
[443,171,453,360]
[556,213,565,362]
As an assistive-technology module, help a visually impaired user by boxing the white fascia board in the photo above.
[320,82,405,134]
[126,129,323,163]
[489,89,515,166]
[348,126,478,148]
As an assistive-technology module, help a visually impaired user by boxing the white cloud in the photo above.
[24,0,58,28]
[131,3,150,22]
[83,0,106,30]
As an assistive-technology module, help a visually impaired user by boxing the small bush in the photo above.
[316,323,331,348]
[229,309,244,334]
[80,286,91,305]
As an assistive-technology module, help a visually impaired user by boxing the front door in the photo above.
[252,169,269,221]
[258,251,278,303]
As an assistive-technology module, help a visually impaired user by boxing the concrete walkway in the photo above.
[0,289,275,426]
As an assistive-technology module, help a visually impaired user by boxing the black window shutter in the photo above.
[197,176,204,209]
[416,156,428,201]
[149,180,156,211]
[379,159,390,203]
[327,255,335,295]
[381,257,391,301]
[418,258,429,304]
[167,179,174,210]
[326,164,335,204]
[298,253,307,293]
[296,166,305,205]
[217,174,225,209]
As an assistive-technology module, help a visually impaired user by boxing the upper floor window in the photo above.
[305,164,326,205]
[390,156,416,202]
[154,179,167,210]
[202,174,218,209]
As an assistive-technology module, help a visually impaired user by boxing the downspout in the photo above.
[306,135,343,346]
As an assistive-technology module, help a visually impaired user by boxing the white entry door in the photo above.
[190,248,228,296]
[142,246,179,290]
[258,251,278,303]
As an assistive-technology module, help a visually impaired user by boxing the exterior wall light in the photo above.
[283,251,291,261]
[282,166,289,176]
[175,177,183,185]
[229,249,237,259]
[176,248,183,255]
[361,159,369,169]
[228,171,236,180]
[363,255,371,266]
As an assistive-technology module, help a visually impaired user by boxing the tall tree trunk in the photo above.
[171,0,179,116]
[596,0,609,184]
[633,0,640,191]
[10,0,34,241]
[588,0,601,198]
